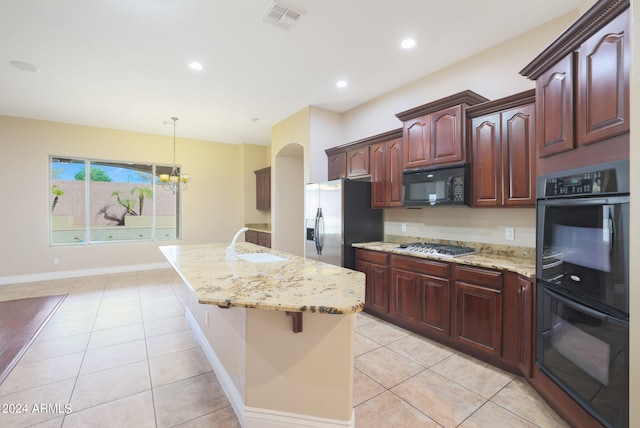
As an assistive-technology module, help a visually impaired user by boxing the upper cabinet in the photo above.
[520,0,630,175]
[467,90,536,207]
[327,152,347,180]
[396,91,489,170]
[326,144,371,180]
[254,166,271,210]
[325,128,403,208]
[370,129,403,208]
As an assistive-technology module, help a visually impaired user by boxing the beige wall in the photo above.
[0,115,256,279]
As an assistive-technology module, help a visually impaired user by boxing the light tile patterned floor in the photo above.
[0,269,568,427]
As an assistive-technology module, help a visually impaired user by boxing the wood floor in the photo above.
[0,294,66,385]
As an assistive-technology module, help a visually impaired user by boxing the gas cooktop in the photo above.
[397,242,476,257]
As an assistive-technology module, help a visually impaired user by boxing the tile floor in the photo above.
[0,269,568,428]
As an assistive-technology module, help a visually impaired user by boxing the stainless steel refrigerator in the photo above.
[305,179,383,269]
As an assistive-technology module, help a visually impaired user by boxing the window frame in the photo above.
[49,155,183,246]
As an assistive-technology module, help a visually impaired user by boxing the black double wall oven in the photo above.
[536,160,629,428]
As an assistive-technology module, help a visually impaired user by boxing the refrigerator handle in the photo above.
[315,208,324,255]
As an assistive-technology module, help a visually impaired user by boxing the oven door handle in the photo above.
[543,286,609,322]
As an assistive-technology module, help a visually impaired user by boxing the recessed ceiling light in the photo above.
[188,62,203,71]
[401,38,416,49]
[9,60,40,72]
[336,80,348,88]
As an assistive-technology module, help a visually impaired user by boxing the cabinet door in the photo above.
[576,10,629,147]
[368,263,389,314]
[257,232,271,248]
[255,167,271,210]
[431,105,464,166]
[347,146,370,177]
[515,276,533,376]
[418,274,450,338]
[454,281,503,356]
[390,268,419,325]
[370,142,387,208]
[502,104,536,206]
[387,138,404,206]
[536,54,574,158]
[471,113,501,206]
[328,152,347,180]
[403,115,430,169]
[245,230,258,245]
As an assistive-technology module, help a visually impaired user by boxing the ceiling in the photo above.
[1,0,585,146]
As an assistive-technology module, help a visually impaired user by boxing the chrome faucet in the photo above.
[226,227,249,257]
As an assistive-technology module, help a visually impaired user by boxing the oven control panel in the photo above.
[543,168,618,197]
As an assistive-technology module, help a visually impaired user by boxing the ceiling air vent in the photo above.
[261,1,301,30]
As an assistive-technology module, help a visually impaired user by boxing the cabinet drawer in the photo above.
[356,249,388,265]
[391,254,450,278]
[455,265,502,289]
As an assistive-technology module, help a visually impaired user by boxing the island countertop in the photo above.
[160,242,365,314]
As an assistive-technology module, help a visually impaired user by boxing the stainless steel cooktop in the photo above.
[397,242,476,257]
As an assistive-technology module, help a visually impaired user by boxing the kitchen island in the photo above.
[160,242,365,428]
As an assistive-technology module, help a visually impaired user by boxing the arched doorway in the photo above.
[273,143,304,256]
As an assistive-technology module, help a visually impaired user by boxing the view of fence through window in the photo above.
[50,157,180,245]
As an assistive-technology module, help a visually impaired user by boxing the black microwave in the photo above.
[402,164,469,207]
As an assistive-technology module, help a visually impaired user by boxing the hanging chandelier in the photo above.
[159,117,190,193]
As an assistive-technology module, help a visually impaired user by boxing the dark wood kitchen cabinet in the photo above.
[346,146,370,178]
[467,90,536,207]
[520,2,630,175]
[355,249,390,316]
[326,143,371,180]
[396,90,488,170]
[354,249,534,375]
[245,230,271,248]
[390,267,420,325]
[502,273,534,377]
[327,152,347,180]
[370,129,403,208]
[453,265,503,357]
[254,167,271,210]
[392,255,451,338]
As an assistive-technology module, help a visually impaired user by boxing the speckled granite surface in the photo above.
[160,242,364,314]
[353,241,536,279]
[245,223,271,233]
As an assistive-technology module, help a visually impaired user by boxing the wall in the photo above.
[0,115,253,280]
[309,106,343,184]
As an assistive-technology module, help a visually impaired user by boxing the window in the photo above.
[50,157,182,245]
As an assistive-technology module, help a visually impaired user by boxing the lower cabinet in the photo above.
[355,249,389,316]
[355,248,534,377]
[453,265,503,357]
[245,230,271,248]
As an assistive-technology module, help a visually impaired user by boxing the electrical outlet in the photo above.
[505,227,515,241]
[53,257,59,265]
[401,223,407,233]
[204,310,209,326]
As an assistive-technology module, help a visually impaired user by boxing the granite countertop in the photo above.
[245,223,271,233]
[352,242,536,278]
[160,242,364,314]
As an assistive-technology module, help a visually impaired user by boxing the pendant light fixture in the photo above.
[159,117,190,193]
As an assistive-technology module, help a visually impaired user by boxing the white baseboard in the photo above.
[0,262,171,285]
[184,308,355,428]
